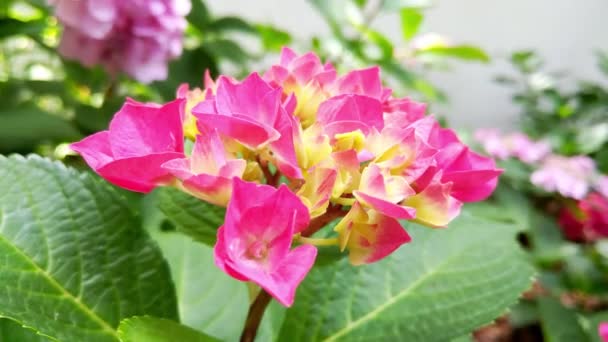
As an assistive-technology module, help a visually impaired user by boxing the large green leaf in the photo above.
[0,155,178,342]
[156,187,225,245]
[278,213,534,341]
[0,319,51,342]
[117,316,218,342]
[152,232,248,341]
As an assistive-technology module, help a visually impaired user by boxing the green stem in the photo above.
[297,236,340,246]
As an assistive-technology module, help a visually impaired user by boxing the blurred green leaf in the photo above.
[0,18,46,39]
[359,27,393,61]
[118,317,219,342]
[596,50,608,76]
[417,45,490,62]
[0,106,80,153]
[204,39,250,65]
[152,47,217,100]
[538,297,586,342]
[383,0,433,11]
[583,311,608,342]
[399,8,423,40]
[575,122,608,154]
[186,0,210,32]
[511,50,543,73]
[207,16,256,34]
[256,24,292,52]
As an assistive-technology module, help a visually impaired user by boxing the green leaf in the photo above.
[278,213,534,341]
[0,18,46,39]
[583,310,608,342]
[416,45,490,62]
[207,16,257,35]
[117,317,219,342]
[0,107,80,153]
[399,8,423,40]
[156,188,225,246]
[256,24,292,52]
[204,39,250,65]
[0,155,178,342]
[154,233,248,340]
[0,319,52,342]
[152,47,218,100]
[382,0,432,11]
[538,297,586,342]
[186,0,210,32]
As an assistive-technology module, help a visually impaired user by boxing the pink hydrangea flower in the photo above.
[49,0,190,83]
[214,179,316,307]
[531,155,596,199]
[71,98,185,192]
[72,47,503,299]
[599,322,608,342]
[474,129,550,163]
[558,192,608,242]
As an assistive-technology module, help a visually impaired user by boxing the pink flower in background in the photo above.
[559,193,608,242]
[49,0,190,83]
[474,129,550,163]
[599,322,608,342]
[70,98,184,192]
[214,179,316,307]
[531,155,596,199]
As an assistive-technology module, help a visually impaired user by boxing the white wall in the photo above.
[206,0,608,129]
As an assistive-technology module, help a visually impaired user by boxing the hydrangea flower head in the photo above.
[71,47,501,306]
[49,0,190,83]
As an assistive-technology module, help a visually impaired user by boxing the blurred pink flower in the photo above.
[49,0,190,83]
[531,155,596,199]
[600,322,608,342]
[474,129,550,163]
[559,193,608,242]
[596,175,608,199]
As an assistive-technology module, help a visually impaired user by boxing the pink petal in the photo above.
[96,152,183,193]
[70,131,114,170]
[348,212,411,265]
[335,67,383,100]
[354,191,416,219]
[108,99,184,158]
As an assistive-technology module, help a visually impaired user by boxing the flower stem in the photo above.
[297,236,340,246]
[240,289,272,342]
[301,204,346,237]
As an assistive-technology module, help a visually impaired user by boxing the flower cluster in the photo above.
[558,193,608,242]
[474,128,551,164]
[49,0,190,83]
[475,129,607,200]
[72,48,501,306]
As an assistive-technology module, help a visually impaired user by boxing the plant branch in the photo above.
[240,289,272,342]
[301,204,346,237]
